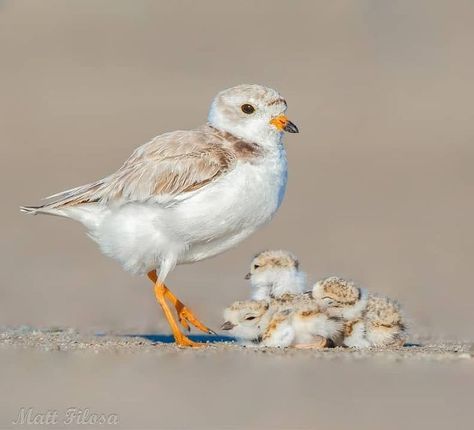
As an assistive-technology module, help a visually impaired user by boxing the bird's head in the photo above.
[246,250,305,295]
[312,277,367,319]
[208,84,298,146]
[221,300,270,341]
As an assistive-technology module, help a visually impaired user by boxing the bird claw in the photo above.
[177,306,214,335]
[178,316,191,332]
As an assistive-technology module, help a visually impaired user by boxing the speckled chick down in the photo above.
[246,250,307,300]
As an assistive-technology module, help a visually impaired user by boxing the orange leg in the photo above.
[148,271,214,347]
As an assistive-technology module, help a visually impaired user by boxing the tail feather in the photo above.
[20,204,67,218]
[20,179,105,217]
[44,180,103,202]
[20,205,42,215]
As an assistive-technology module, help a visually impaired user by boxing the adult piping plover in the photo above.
[21,84,299,347]
[245,250,307,300]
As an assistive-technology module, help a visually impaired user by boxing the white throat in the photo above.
[208,108,282,148]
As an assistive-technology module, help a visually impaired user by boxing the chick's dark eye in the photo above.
[245,316,256,321]
[241,104,255,114]
[253,265,260,270]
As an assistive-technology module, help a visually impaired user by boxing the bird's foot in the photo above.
[147,270,215,345]
[175,303,216,335]
[174,333,206,348]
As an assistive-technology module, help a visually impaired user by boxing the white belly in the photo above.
[175,153,287,262]
[89,147,288,277]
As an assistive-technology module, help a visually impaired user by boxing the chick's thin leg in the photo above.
[148,270,214,335]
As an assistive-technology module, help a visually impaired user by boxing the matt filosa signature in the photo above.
[12,407,119,425]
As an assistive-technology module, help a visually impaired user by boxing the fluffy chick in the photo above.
[221,300,272,346]
[313,277,406,348]
[363,295,406,347]
[222,295,342,348]
[245,250,307,300]
[271,294,342,347]
[312,276,369,348]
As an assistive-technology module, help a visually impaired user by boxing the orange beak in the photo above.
[270,115,299,133]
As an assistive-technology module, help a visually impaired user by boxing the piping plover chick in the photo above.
[363,295,407,347]
[245,250,307,300]
[221,300,275,346]
[313,277,406,348]
[270,294,343,347]
[21,84,299,347]
[342,295,407,348]
[312,276,370,348]
[222,295,342,348]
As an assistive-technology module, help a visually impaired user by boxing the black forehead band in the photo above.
[267,98,287,107]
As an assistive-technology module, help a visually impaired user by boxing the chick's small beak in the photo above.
[244,272,251,280]
[270,115,299,133]
[221,321,235,331]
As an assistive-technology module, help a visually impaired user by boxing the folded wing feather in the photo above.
[27,125,237,211]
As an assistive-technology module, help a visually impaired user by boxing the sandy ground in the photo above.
[1,327,473,429]
[1,327,473,359]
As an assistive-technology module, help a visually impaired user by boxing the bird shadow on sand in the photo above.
[117,334,421,347]
[125,334,237,344]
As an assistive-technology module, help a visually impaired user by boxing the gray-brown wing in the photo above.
[41,127,236,208]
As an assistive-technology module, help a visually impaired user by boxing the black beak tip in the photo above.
[284,121,299,133]
[244,273,251,280]
[221,321,235,331]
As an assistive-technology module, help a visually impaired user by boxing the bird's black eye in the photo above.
[245,316,256,321]
[253,264,260,270]
[241,104,255,114]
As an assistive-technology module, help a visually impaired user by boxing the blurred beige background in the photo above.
[1,0,473,339]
